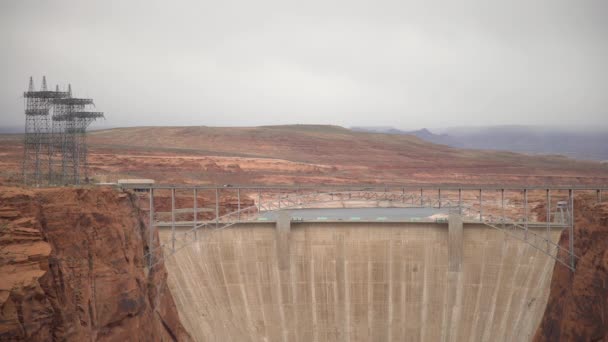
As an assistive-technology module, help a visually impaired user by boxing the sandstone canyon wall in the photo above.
[0,186,191,341]
[534,195,608,341]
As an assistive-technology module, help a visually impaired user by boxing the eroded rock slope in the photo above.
[534,195,608,341]
[0,186,190,341]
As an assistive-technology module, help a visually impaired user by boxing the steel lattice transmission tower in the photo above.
[51,93,104,184]
[22,76,104,186]
[22,76,69,185]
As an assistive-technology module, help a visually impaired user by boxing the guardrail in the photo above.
[138,185,585,272]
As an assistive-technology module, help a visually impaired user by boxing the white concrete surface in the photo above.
[160,221,561,342]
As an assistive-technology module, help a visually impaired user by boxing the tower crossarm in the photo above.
[51,98,94,105]
[25,108,50,116]
[24,91,70,99]
[52,112,104,121]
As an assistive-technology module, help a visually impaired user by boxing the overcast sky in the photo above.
[1,0,607,130]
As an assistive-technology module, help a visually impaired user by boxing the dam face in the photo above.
[160,221,560,342]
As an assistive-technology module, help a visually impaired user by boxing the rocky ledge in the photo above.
[0,186,190,341]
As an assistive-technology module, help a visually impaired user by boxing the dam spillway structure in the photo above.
[129,185,599,341]
[22,76,104,186]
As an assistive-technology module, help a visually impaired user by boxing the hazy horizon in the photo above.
[1,0,607,129]
[3,122,608,135]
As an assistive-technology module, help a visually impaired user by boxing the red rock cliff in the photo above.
[534,194,608,341]
[0,186,191,341]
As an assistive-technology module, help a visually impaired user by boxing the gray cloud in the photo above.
[1,0,607,130]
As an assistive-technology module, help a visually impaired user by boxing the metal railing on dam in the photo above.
[122,184,608,272]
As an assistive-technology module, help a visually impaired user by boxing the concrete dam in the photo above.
[159,216,561,341]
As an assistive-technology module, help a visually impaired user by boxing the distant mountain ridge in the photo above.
[351,126,608,161]
[0,126,24,134]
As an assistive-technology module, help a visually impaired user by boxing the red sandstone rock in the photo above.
[0,186,191,341]
[534,194,608,341]
[0,208,20,219]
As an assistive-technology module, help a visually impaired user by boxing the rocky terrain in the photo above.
[534,194,608,341]
[0,186,191,341]
[0,125,607,341]
[1,125,607,185]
